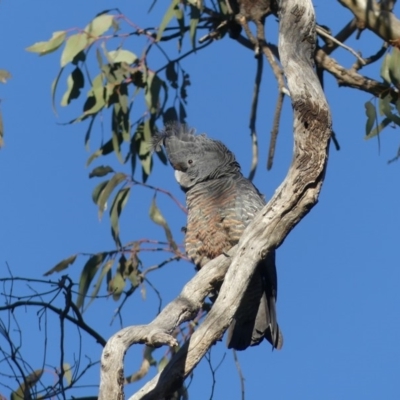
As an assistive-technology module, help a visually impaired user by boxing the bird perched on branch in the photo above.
[153,123,283,351]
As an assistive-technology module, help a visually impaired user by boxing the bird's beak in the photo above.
[174,170,184,184]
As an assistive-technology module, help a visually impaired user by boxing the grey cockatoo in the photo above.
[153,123,283,351]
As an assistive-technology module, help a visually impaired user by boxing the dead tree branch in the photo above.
[338,0,400,42]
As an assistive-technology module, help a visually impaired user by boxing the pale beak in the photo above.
[174,170,184,184]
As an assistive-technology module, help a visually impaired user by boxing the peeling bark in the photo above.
[98,1,332,399]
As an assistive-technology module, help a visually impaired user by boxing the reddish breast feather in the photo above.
[184,178,245,268]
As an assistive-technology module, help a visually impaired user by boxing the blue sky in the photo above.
[0,1,399,399]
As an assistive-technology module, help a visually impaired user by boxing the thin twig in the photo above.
[232,350,245,400]
[352,42,389,71]
[262,45,286,170]
[0,300,107,346]
[248,53,263,181]
[268,91,285,170]
[156,40,213,74]
[316,25,365,64]
[131,179,187,214]
[205,349,226,400]
[143,277,163,314]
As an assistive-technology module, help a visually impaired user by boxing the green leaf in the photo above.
[380,52,391,84]
[83,73,105,115]
[72,50,86,65]
[189,5,201,49]
[137,119,154,181]
[86,259,114,310]
[119,91,129,116]
[108,271,126,300]
[108,49,138,64]
[62,363,72,385]
[92,180,109,204]
[149,195,177,250]
[149,195,167,227]
[165,61,178,88]
[61,33,89,67]
[365,117,391,140]
[145,71,162,115]
[76,253,107,310]
[61,67,84,106]
[110,187,130,247]
[125,256,140,287]
[389,47,400,88]
[85,14,114,38]
[379,95,400,126]
[175,3,185,50]
[156,0,180,41]
[26,31,67,56]
[43,254,77,276]
[11,369,44,400]
[51,67,65,115]
[85,115,97,150]
[86,138,114,166]
[89,165,114,178]
[0,69,11,84]
[364,101,377,137]
[97,172,127,219]
[102,63,129,85]
[180,70,190,101]
[218,0,228,14]
[111,105,124,164]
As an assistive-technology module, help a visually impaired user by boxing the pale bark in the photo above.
[338,0,400,41]
[99,1,332,399]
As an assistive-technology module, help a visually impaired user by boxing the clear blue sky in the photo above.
[0,1,399,399]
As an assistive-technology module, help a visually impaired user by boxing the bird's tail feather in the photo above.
[226,256,283,351]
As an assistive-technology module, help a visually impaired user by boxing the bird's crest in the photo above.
[151,122,197,152]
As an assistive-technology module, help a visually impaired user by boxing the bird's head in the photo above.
[152,123,240,190]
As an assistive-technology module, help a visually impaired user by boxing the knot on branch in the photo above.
[144,331,178,348]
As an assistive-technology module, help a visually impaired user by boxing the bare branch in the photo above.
[262,44,286,170]
[248,54,263,181]
[338,0,400,42]
[99,248,235,400]
[315,47,391,97]
[232,350,245,400]
[316,25,366,64]
[321,18,358,54]
[0,299,106,347]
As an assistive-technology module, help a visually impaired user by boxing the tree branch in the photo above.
[98,248,235,400]
[315,47,391,97]
[337,0,400,42]
[99,0,332,399]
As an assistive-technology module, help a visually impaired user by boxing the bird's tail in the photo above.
[226,253,283,351]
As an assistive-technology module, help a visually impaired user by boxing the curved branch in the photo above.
[338,0,400,41]
[99,1,332,399]
[98,248,235,400]
[315,48,391,97]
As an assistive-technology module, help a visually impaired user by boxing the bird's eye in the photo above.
[188,159,193,165]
